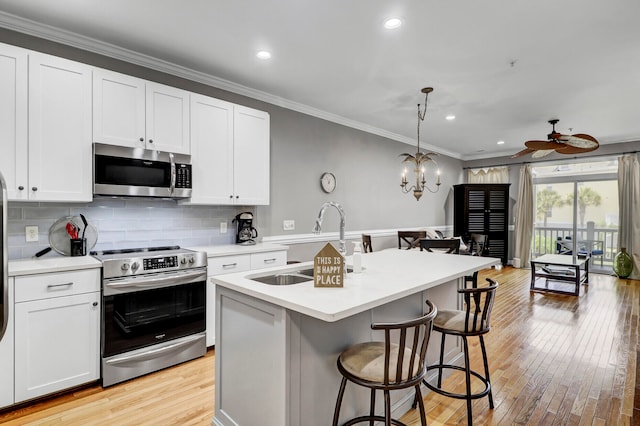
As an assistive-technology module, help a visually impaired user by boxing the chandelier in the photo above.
[400,87,441,201]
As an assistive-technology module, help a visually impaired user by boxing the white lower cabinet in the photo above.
[0,278,15,409]
[206,250,287,347]
[14,269,100,403]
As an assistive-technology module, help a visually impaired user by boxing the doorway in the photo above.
[531,160,619,273]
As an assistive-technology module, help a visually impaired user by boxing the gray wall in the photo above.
[0,28,463,260]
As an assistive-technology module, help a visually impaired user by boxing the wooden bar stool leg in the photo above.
[332,376,348,426]
[369,389,375,426]
[437,332,446,387]
[414,384,427,426]
[462,336,473,426]
[384,389,391,425]
[479,335,494,408]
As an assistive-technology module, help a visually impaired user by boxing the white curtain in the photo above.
[617,154,640,279]
[513,165,533,268]
[468,166,509,183]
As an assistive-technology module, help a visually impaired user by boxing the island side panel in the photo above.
[214,287,288,426]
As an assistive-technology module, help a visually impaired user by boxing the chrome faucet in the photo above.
[313,201,346,257]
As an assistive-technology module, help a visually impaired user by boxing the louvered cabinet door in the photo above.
[454,184,510,264]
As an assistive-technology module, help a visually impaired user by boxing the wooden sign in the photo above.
[314,243,344,288]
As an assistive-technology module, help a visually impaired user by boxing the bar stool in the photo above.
[424,278,498,426]
[332,300,437,426]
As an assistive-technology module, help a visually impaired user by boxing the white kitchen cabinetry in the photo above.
[14,269,100,403]
[93,68,190,154]
[205,249,287,346]
[0,48,92,202]
[0,278,14,409]
[187,94,270,205]
[0,43,27,201]
[27,53,93,202]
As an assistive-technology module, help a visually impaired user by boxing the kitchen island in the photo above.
[212,249,499,426]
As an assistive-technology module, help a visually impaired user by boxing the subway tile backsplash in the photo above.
[7,199,253,260]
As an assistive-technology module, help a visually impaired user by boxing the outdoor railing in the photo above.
[532,225,618,267]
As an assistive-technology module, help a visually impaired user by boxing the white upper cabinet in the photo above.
[93,68,190,154]
[233,105,270,205]
[0,43,27,200]
[1,45,92,202]
[189,94,234,204]
[187,95,270,205]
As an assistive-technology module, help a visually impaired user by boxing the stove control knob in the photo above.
[131,262,140,271]
[121,263,130,271]
[180,258,187,265]
[188,257,195,264]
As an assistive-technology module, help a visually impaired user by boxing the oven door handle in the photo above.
[105,333,205,365]
[104,270,207,293]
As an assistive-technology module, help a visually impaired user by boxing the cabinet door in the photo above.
[206,277,216,346]
[14,292,100,402]
[189,94,234,204]
[146,82,190,155]
[233,106,270,205]
[0,278,14,409]
[28,53,92,202]
[0,43,28,200]
[93,68,146,149]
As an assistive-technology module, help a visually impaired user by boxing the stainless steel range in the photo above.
[91,246,207,387]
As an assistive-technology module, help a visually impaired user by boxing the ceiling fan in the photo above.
[511,119,599,158]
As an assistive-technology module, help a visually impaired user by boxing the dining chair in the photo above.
[467,233,489,256]
[398,230,427,250]
[419,238,460,254]
[362,234,373,253]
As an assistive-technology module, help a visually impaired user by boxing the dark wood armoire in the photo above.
[454,183,510,265]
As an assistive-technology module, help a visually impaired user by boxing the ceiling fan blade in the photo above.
[510,147,536,158]
[557,133,599,149]
[556,144,600,155]
[531,149,556,158]
[525,140,558,150]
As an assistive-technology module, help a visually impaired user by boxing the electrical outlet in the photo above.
[220,222,228,233]
[25,225,39,242]
[283,220,295,231]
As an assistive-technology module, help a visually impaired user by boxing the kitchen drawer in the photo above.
[15,269,100,303]
[207,254,251,276]
[250,251,287,270]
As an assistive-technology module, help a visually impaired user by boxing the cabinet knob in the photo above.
[229,195,233,199]
[92,302,98,307]
[235,195,239,199]
[148,139,153,144]
[32,187,37,192]
[139,137,144,142]
[18,186,24,191]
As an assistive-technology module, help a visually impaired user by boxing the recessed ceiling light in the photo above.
[445,115,456,121]
[256,50,272,60]
[497,140,505,145]
[383,17,403,29]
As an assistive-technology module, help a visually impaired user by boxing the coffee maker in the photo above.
[232,212,258,245]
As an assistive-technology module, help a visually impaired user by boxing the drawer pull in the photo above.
[263,258,277,263]
[222,263,238,268]
[47,282,73,289]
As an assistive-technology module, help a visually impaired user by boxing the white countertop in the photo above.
[212,249,500,322]
[186,242,288,257]
[9,255,102,276]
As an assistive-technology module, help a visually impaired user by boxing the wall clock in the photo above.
[320,172,336,193]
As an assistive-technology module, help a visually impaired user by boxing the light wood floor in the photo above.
[0,267,638,425]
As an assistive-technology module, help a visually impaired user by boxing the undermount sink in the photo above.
[250,272,313,286]
[250,267,354,286]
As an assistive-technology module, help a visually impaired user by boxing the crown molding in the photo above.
[0,11,461,160]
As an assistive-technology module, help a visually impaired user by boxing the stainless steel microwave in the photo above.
[93,143,192,199]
